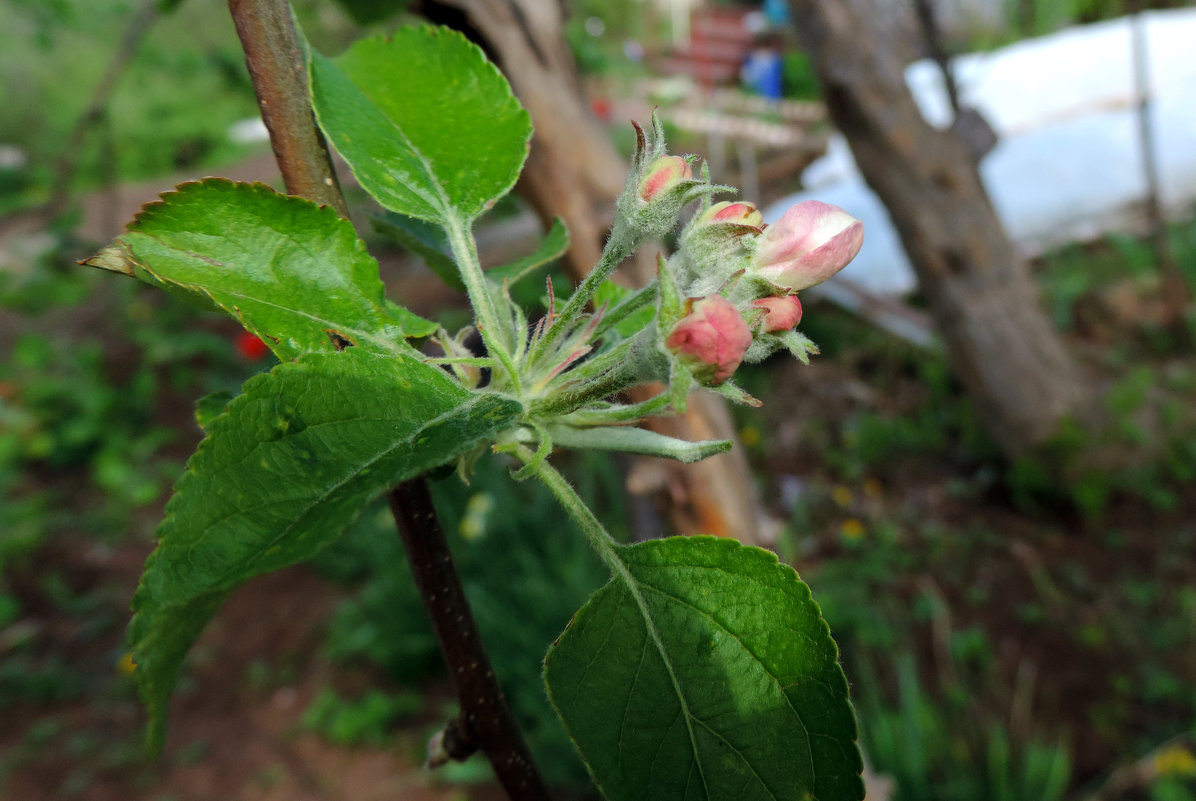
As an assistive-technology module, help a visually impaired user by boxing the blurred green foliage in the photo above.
[0,245,267,682]
[781,51,821,101]
[804,512,1196,801]
[302,687,423,746]
[0,0,262,213]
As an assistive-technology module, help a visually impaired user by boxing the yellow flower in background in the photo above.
[840,518,865,541]
[1154,743,1196,777]
[739,426,761,449]
[117,652,137,676]
[459,492,494,541]
[831,485,853,508]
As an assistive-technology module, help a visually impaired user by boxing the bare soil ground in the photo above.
[1,538,508,801]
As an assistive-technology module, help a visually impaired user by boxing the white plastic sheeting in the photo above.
[767,8,1196,296]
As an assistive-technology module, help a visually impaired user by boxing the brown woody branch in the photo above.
[226,2,551,798]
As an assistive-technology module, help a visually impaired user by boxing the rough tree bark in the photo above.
[423,0,764,543]
[788,0,1093,457]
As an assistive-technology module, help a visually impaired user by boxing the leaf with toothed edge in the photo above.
[84,179,435,360]
[545,536,864,801]
[487,217,570,286]
[308,25,532,226]
[128,348,522,754]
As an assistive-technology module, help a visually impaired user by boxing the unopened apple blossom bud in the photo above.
[753,200,863,290]
[695,200,764,230]
[638,156,693,202]
[665,295,752,385]
[752,295,803,332]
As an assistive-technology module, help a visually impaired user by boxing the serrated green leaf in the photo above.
[308,25,532,225]
[545,536,863,801]
[488,217,570,286]
[129,348,521,752]
[194,390,233,432]
[84,180,432,360]
[385,299,439,339]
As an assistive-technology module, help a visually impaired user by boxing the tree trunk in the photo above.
[424,0,764,543]
[788,0,1092,457]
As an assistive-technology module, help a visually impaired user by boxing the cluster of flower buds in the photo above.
[614,118,733,247]
[660,197,863,390]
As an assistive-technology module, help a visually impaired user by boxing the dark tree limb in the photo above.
[226,2,552,798]
[911,0,960,118]
[389,481,553,801]
[788,0,1093,456]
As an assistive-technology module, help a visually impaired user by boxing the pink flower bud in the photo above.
[665,295,752,385]
[752,295,803,332]
[753,200,863,290]
[639,156,693,202]
[695,200,764,230]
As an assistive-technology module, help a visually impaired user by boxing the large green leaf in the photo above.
[545,536,863,801]
[487,216,570,286]
[372,213,570,293]
[308,25,532,225]
[129,348,521,752]
[85,180,435,359]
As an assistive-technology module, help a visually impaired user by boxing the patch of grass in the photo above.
[302,688,423,747]
[1,264,260,561]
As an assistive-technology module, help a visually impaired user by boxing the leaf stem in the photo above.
[517,448,711,791]
[444,214,522,394]
[512,445,623,575]
[388,480,553,801]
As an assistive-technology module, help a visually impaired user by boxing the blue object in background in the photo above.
[742,49,783,99]
[763,0,790,25]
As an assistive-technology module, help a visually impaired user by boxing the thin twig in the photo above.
[226,2,552,798]
[389,481,553,801]
[911,0,960,120]
[228,0,348,217]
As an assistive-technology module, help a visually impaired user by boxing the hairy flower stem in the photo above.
[530,216,636,365]
[529,328,661,419]
[513,445,622,572]
[228,3,550,798]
